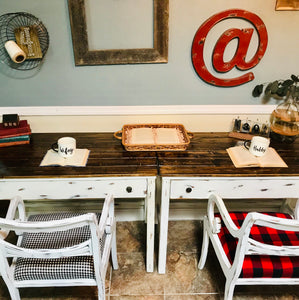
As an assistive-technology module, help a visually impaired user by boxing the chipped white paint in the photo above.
[199,194,299,300]
[0,194,118,300]
[0,177,148,199]
[158,176,299,274]
[0,176,156,273]
[170,177,299,199]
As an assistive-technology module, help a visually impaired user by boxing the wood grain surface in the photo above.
[157,132,299,177]
[0,133,158,178]
[0,132,298,178]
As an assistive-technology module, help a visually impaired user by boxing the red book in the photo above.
[0,120,31,138]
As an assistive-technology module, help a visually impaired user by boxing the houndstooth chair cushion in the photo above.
[14,212,104,281]
[216,212,299,279]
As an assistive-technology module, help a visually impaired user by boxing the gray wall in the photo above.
[1,0,299,107]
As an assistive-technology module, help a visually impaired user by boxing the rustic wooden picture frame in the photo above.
[68,0,169,66]
[276,0,299,10]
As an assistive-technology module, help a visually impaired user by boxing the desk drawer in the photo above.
[0,178,149,200]
[169,178,299,199]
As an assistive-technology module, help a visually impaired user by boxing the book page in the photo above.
[155,128,181,144]
[40,149,90,167]
[130,128,154,144]
[257,147,288,167]
[227,146,288,168]
[227,146,259,168]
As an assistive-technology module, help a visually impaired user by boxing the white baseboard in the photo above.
[1,105,275,116]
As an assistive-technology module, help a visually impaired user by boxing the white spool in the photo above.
[4,40,26,63]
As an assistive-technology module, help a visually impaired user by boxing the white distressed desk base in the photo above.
[158,177,299,274]
[0,176,156,273]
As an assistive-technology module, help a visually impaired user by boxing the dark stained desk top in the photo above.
[0,132,298,179]
[157,133,299,177]
[0,133,158,178]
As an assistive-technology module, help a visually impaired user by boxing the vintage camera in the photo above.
[2,114,19,128]
[232,118,269,137]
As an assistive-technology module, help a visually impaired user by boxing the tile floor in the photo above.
[0,220,298,300]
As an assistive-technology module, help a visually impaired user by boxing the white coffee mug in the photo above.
[52,137,76,158]
[244,136,270,157]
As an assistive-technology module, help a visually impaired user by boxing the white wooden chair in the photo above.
[0,194,118,300]
[199,193,299,300]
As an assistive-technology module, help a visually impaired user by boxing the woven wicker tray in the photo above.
[114,124,193,151]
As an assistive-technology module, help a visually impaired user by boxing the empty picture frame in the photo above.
[67,0,169,65]
[276,0,299,10]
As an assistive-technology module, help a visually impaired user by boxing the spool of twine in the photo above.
[4,40,26,63]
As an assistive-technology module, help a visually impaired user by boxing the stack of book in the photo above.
[0,120,31,147]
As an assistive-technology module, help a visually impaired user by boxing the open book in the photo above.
[40,149,90,167]
[130,127,182,145]
[227,146,288,168]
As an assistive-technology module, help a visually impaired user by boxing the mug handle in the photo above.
[244,140,250,150]
[51,142,58,152]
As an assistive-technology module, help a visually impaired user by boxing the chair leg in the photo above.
[2,276,21,300]
[97,281,105,300]
[224,279,235,300]
[198,220,209,269]
[111,231,119,270]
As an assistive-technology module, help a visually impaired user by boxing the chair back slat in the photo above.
[247,238,299,256]
[0,239,92,259]
[0,213,97,234]
[252,213,299,232]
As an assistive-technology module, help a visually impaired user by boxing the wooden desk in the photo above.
[0,133,158,272]
[1,132,298,273]
[157,133,299,273]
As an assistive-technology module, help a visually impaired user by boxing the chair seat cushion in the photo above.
[14,212,102,281]
[216,212,299,278]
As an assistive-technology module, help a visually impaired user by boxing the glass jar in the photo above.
[270,95,299,143]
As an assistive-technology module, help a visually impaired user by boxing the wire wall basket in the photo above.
[0,12,49,71]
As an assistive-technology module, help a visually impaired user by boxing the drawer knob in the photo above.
[126,186,133,193]
[186,187,192,193]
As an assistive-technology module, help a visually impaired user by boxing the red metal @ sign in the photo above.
[191,9,268,87]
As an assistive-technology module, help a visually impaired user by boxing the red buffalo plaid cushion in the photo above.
[215,212,299,278]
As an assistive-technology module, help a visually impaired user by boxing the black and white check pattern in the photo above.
[14,212,104,281]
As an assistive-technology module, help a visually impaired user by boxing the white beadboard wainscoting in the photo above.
[1,105,275,133]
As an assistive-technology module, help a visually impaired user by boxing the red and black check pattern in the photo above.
[215,212,299,278]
